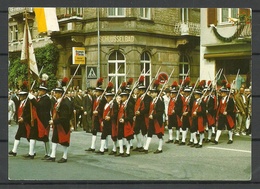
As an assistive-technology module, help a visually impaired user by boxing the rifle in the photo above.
[54,64,81,119]
[140,67,161,101]
[149,68,175,116]
[223,69,239,112]
[94,65,121,112]
[176,69,190,100]
[181,77,200,117]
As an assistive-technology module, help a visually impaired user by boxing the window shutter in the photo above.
[239,8,250,16]
[207,8,217,27]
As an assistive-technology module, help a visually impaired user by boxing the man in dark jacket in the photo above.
[28,85,52,159]
[46,87,72,163]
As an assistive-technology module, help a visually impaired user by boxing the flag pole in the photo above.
[24,10,34,127]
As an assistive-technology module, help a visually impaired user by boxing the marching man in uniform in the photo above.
[28,74,52,160]
[141,79,165,154]
[190,84,206,148]
[133,76,152,151]
[47,87,72,163]
[86,78,107,152]
[213,81,235,145]
[166,81,183,144]
[203,81,217,143]
[116,86,134,157]
[9,82,31,157]
[95,82,115,155]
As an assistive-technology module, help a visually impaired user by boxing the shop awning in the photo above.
[204,51,251,59]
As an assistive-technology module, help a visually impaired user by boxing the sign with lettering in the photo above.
[72,47,85,64]
[100,35,135,43]
[87,66,97,79]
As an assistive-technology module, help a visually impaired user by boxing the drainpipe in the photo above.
[97,8,100,78]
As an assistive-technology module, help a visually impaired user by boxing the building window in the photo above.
[108,8,125,17]
[66,8,83,16]
[179,55,190,81]
[140,8,151,19]
[108,51,126,91]
[181,8,189,23]
[140,52,151,87]
[10,25,18,42]
[220,8,238,24]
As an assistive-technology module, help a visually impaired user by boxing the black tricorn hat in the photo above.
[95,78,104,91]
[149,79,160,93]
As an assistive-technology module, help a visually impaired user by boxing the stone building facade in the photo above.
[9,8,201,91]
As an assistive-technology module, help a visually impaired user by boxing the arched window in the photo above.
[179,54,190,81]
[108,51,125,91]
[140,52,151,87]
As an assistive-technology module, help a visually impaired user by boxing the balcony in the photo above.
[173,22,200,36]
[8,36,52,52]
[238,22,251,40]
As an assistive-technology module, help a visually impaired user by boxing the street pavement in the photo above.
[8,124,251,181]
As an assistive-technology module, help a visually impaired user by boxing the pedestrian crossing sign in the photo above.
[87,67,97,79]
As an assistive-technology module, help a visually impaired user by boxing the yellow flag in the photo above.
[34,8,59,33]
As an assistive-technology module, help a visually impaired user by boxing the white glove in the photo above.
[28,93,35,100]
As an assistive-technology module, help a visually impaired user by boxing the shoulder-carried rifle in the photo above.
[149,68,175,116]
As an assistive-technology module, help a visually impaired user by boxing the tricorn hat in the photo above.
[138,75,146,90]
[105,82,115,96]
[95,78,104,91]
[149,79,160,93]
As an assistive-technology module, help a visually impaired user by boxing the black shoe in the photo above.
[212,140,218,145]
[190,143,198,147]
[41,155,50,160]
[57,158,67,163]
[122,153,130,157]
[132,147,142,151]
[108,151,117,155]
[205,139,211,143]
[45,157,55,162]
[227,140,233,144]
[139,149,148,154]
[154,149,163,154]
[24,154,34,159]
[115,153,124,157]
[85,148,95,152]
[187,142,193,146]
[196,145,203,148]
[95,150,104,155]
[174,140,179,144]
[104,148,109,152]
[165,140,173,144]
[179,142,186,145]
[8,151,17,157]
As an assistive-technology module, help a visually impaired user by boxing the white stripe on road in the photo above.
[207,146,251,153]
